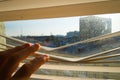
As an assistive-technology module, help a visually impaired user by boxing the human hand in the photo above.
[0,43,49,80]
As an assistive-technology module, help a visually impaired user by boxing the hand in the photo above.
[0,43,49,80]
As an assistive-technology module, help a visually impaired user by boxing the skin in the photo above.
[0,43,49,80]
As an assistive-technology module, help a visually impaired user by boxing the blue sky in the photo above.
[5,17,79,36]
[5,13,120,36]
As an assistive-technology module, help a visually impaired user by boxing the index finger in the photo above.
[14,43,40,61]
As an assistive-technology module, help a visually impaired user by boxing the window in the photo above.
[5,13,120,57]
[3,13,120,80]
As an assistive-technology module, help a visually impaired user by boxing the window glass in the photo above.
[4,13,120,80]
[5,13,120,58]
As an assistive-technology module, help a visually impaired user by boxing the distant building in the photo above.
[79,16,111,40]
[66,31,79,37]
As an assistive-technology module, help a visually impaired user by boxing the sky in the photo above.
[5,17,79,36]
[5,13,120,36]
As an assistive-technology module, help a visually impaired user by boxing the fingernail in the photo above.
[32,43,40,50]
[22,43,31,48]
[43,55,50,62]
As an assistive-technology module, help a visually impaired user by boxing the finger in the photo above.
[11,55,49,80]
[13,43,40,61]
[0,43,31,58]
[0,43,40,80]
[0,43,31,71]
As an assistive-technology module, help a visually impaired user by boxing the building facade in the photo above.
[79,16,111,40]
